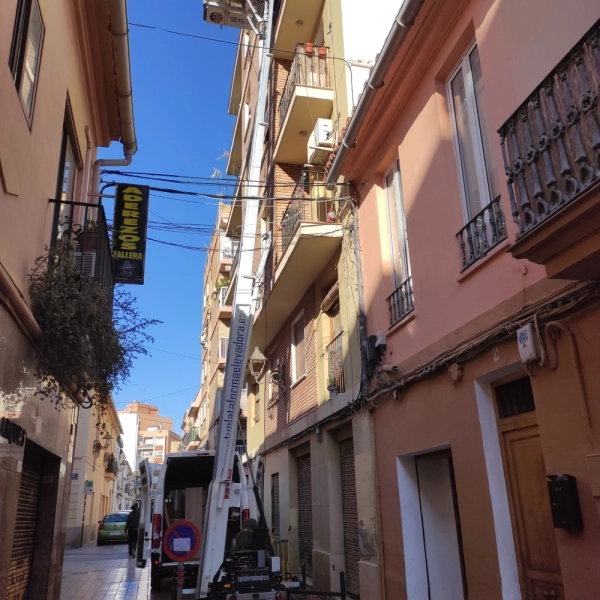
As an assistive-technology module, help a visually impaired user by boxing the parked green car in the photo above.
[97,511,130,545]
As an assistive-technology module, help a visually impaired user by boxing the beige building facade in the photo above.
[215,2,394,597]
[66,398,124,547]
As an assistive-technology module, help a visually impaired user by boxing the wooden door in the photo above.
[495,377,563,600]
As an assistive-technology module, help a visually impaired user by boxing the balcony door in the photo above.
[494,377,563,600]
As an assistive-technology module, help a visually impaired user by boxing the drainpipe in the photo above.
[325,0,424,187]
[91,0,138,200]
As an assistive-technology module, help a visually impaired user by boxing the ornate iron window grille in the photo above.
[498,21,600,237]
[386,276,414,327]
[456,196,507,271]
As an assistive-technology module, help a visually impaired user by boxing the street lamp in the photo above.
[101,432,113,450]
[248,346,266,383]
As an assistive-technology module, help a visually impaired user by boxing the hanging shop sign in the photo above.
[112,184,150,284]
[0,417,26,446]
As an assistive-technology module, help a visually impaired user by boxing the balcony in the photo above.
[50,200,114,291]
[224,242,240,306]
[387,276,415,328]
[326,331,345,394]
[272,0,324,59]
[502,22,600,280]
[250,171,343,349]
[274,44,334,164]
[456,197,507,271]
[181,427,199,451]
[105,454,118,480]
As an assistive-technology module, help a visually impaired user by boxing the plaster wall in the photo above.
[354,0,600,369]
[372,304,600,600]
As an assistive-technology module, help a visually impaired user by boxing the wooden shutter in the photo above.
[294,316,305,378]
[340,439,360,595]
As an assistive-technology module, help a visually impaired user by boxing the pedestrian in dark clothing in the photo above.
[125,504,140,557]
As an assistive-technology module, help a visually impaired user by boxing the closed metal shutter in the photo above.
[271,473,280,537]
[297,455,313,576]
[340,439,360,596]
[7,455,42,599]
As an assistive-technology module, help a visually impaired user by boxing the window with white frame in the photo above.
[219,337,229,358]
[154,451,163,458]
[448,43,500,222]
[384,160,411,289]
[291,313,306,382]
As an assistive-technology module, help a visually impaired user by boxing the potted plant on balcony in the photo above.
[327,376,340,398]
[75,220,99,253]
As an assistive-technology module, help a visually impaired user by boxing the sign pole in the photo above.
[176,562,184,600]
[80,492,87,548]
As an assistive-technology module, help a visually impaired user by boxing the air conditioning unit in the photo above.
[308,119,334,165]
[203,0,249,29]
[73,252,96,277]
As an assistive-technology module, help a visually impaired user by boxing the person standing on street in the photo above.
[125,504,140,557]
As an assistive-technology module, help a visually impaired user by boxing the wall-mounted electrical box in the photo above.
[547,474,583,529]
[517,323,540,363]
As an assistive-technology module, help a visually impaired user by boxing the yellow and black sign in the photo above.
[112,184,149,284]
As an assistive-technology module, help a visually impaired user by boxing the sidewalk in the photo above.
[60,540,166,600]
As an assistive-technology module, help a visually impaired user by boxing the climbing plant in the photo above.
[29,240,160,413]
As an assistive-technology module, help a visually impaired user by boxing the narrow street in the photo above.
[61,542,182,600]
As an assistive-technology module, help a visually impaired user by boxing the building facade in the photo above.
[66,398,124,547]
[119,402,180,495]
[180,203,249,454]
[0,0,136,597]
[326,0,600,599]
[212,1,404,597]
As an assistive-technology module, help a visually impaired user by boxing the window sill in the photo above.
[388,311,416,335]
[457,239,511,282]
[290,373,307,389]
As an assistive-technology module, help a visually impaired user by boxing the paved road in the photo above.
[61,541,194,599]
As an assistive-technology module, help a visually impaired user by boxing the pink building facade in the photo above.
[329,0,600,598]
[0,0,135,597]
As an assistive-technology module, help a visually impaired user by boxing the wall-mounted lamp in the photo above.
[248,346,267,383]
[101,431,113,450]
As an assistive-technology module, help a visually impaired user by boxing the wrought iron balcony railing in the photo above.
[105,454,118,476]
[50,200,114,291]
[279,44,331,127]
[456,197,507,271]
[326,331,345,393]
[280,170,332,255]
[386,276,414,327]
[499,21,600,237]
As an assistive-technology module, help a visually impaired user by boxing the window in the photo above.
[448,44,499,221]
[291,313,306,382]
[52,120,79,243]
[384,161,411,289]
[269,356,279,402]
[9,0,44,122]
[143,437,154,445]
[148,426,161,431]
[219,337,229,359]
[217,389,223,414]
[154,451,163,458]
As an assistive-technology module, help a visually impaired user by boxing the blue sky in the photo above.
[99,0,238,430]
